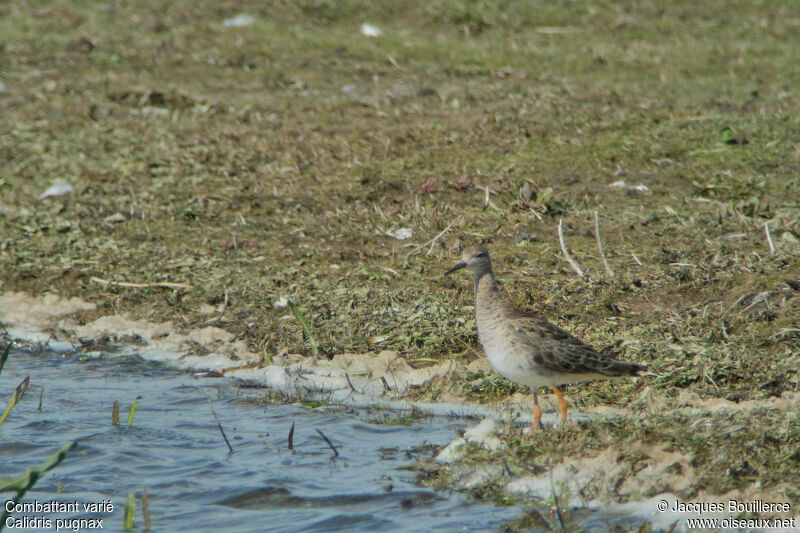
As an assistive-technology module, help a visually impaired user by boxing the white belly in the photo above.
[478,329,546,387]
[478,328,606,388]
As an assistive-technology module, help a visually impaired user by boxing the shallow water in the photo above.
[0,347,522,532]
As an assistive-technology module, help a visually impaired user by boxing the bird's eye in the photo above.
[476,252,487,258]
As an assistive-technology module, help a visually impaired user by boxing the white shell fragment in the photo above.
[386,227,413,240]
[104,213,126,223]
[360,23,382,37]
[223,14,255,27]
[39,179,74,200]
[610,180,650,192]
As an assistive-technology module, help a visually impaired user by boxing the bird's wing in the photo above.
[507,312,646,377]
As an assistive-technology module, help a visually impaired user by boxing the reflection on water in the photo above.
[0,347,520,532]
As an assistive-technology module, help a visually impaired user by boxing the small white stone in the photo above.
[39,179,74,199]
[386,227,413,240]
[104,213,126,223]
[223,14,255,27]
[360,23,382,37]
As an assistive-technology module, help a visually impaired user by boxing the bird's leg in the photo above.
[532,391,544,430]
[552,386,568,425]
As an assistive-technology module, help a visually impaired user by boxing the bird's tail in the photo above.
[604,360,648,377]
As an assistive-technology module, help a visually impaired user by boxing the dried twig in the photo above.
[207,361,263,375]
[764,222,776,255]
[380,376,391,392]
[287,421,295,450]
[206,392,233,452]
[557,219,584,277]
[315,428,339,457]
[406,220,456,258]
[631,253,643,266]
[91,277,192,290]
[502,457,513,479]
[593,211,615,278]
[550,468,566,531]
[376,265,398,277]
[741,291,772,314]
[345,373,356,392]
[142,488,151,531]
[771,328,800,341]
[373,203,388,223]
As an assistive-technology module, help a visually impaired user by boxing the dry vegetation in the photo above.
[1,0,799,526]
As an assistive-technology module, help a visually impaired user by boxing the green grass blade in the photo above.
[288,301,318,356]
[111,400,120,426]
[127,398,141,425]
[0,376,30,426]
[0,343,10,375]
[0,440,77,492]
[123,492,136,529]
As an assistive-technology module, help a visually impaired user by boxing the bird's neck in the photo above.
[474,269,499,308]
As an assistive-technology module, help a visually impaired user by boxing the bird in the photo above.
[445,245,647,430]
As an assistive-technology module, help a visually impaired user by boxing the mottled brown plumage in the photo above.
[446,245,646,429]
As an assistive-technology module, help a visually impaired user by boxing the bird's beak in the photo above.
[444,261,466,276]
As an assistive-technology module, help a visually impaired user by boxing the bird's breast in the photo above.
[476,316,536,384]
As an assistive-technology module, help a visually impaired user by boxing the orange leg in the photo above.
[552,386,568,425]
[532,392,544,431]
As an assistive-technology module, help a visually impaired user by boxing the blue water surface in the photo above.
[0,346,521,532]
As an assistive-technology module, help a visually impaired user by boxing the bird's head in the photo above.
[445,245,492,276]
